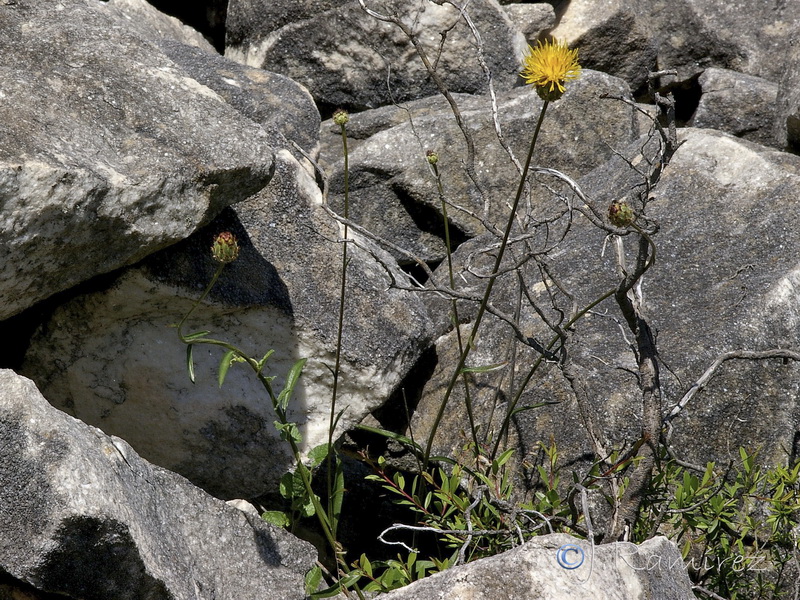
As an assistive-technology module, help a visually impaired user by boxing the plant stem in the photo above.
[423,100,551,467]
[431,160,481,457]
[327,119,351,536]
[176,263,225,337]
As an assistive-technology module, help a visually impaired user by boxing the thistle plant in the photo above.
[175,231,363,599]
[421,37,583,469]
[168,4,800,596]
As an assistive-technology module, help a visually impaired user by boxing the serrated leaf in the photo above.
[307,443,331,468]
[274,421,302,444]
[218,349,237,388]
[279,472,296,499]
[300,494,316,518]
[304,566,323,595]
[261,510,291,528]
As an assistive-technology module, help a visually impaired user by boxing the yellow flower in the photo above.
[521,39,581,101]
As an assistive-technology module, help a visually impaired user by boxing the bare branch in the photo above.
[664,349,800,424]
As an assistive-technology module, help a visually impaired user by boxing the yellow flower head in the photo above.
[521,39,581,102]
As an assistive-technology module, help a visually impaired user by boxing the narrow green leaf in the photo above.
[332,460,345,524]
[183,330,211,342]
[278,358,308,411]
[360,553,373,578]
[186,344,196,383]
[337,571,362,590]
[310,582,345,599]
[509,401,560,418]
[256,349,275,373]
[218,349,237,388]
[460,361,508,374]
[355,424,425,456]
[332,407,347,431]
[495,448,515,468]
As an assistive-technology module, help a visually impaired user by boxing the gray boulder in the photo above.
[319,70,647,266]
[0,0,277,320]
[22,151,435,499]
[775,33,800,150]
[548,0,657,93]
[381,534,694,600]
[408,128,800,494]
[104,0,217,52]
[156,40,321,159]
[691,68,779,147]
[224,0,527,109]
[551,0,800,88]
[0,369,316,600]
[501,2,556,43]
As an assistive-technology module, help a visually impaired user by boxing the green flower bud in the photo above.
[608,200,635,228]
[211,231,239,264]
[333,109,349,126]
[426,150,439,165]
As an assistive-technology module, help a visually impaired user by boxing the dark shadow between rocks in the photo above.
[34,517,170,600]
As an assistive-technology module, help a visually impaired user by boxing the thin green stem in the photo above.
[432,160,480,457]
[328,120,350,537]
[423,100,551,468]
[176,263,225,337]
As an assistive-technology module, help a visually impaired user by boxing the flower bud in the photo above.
[211,231,239,264]
[333,109,349,126]
[608,201,635,228]
[426,150,439,165]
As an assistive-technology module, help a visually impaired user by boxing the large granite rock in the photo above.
[0,0,278,320]
[382,534,694,600]
[551,0,800,88]
[691,68,779,147]
[105,0,217,52]
[22,151,435,499]
[775,33,800,150]
[0,369,316,600]
[225,0,528,109]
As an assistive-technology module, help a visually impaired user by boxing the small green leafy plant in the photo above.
[636,448,800,599]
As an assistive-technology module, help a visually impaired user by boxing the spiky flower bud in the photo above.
[426,150,439,165]
[608,201,635,228]
[332,109,349,126]
[211,231,239,264]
